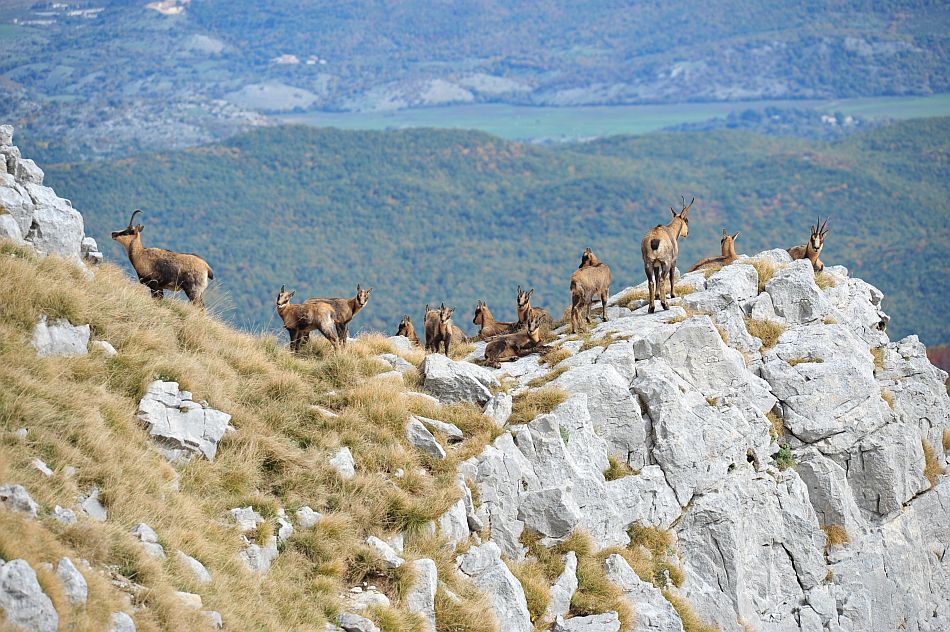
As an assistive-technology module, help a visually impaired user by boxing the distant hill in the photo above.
[3,1,949,157]
[44,118,950,345]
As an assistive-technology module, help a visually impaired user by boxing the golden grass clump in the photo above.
[541,347,572,367]
[943,429,950,453]
[663,589,721,632]
[744,318,786,351]
[505,558,551,623]
[526,365,569,388]
[871,346,885,373]
[509,388,569,426]
[614,287,648,309]
[922,439,947,487]
[788,357,824,366]
[880,388,895,410]
[815,271,837,290]
[745,259,780,294]
[604,455,637,481]
[820,524,851,552]
[767,410,785,442]
[0,246,500,630]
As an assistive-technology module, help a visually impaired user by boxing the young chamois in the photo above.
[473,300,519,339]
[275,285,339,352]
[516,286,551,326]
[396,315,420,345]
[484,314,548,368]
[569,247,612,334]
[111,210,214,307]
[304,284,372,346]
[424,303,462,355]
[788,216,829,272]
[688,229,740,272]
[641,196,693,313]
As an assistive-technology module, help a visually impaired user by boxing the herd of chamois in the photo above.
[111,204,829,365]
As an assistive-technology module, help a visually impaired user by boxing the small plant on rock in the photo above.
[509,387,568,425]
[604,455,636,481]
[745,318,786,351]
[772,444,795,470]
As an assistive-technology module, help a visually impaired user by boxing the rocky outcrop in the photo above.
[421,353,499,404]
[136,380,233,462]
[0,483,39,518]
[456,541,530,632]
[31,315,90,357]
[0,559,58,632]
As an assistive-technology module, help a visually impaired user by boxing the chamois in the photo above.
[641,196,693,313]
[516,286,551,326]
[788,216,829,272]
[473,300,519,339]
[396,315,420,345]
[305,284,372,346]
[424,303,460,355]
[688,229,740,272]
[569,247,612,334]
[484,314,548,368]
[275,285,339,352]
[111,210,214,307]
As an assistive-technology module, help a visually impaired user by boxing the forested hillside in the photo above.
[44,119,950,345]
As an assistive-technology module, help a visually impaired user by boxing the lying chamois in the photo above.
[473,300,519,339]
[484,314,549,368]
[111,210,214,307]
[788,216,829,272]
[641,196,693,313]
[305,284,372,346]
[516,286,551,326]
[276,285,339,352]
[396,315,420,345]
[424,303,461,355]
[570,247,612,334]
[688,229,740,272]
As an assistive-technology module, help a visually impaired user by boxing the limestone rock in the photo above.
[517,487,582,539]
[32,458,53,477]
[483,391,512,426]
[415,415,464,443]
[0,181,34,237]
[56,557,88,604]
[329,446,356,479]
[204,610,224,629]
[81,236,103,264]
[136,380,233,462]
[78,485,107,521]
[765,259,834,325]
[0,213,24,244]
[0,483,39,518]
[604,553,683,632]
[296,506,322,529]
[23,183,84,259]
[239,535,278,573]
[437,497,471,546]
[0,559,58,632]
[456,541,530,632]
[16,158,43,185]
[421,353,498,405]
[175,590,203,609]
[31,315,89,357]
[552,612,621,632]
[130,523,166,559]
[110,612,136,632]
[406,418,447,459]
[176,551,212,584]
[378,352,415,375]
[544,551,578,621]
[387,335,415,354]
[796,448,865,534]
[229,506,264,532]
[91,340,118,357]
[52,505,77,525]
[338,612,380,632]
[405,558,437,632]
[365,536,404,568]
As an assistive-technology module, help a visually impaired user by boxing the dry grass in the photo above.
[880,388,895,410]
[604,455,637,481]
[871,346,885,373]
[922,439,946,488]
[526,365,569,389]
[508,388,568,426]
[505,558,551,624]
[614,288,648,309]
[701,262,725,278]
[943,429,950,453]
[0,245,497,631]
[823,316,837,325]
[744,318,786,352]
[767,410,785,442]
[814,271,837,290]
[745,260,780,294]
[540,347,572,367]
[788,357,824,366]
[663,590,720,632]
[820,524,850,552]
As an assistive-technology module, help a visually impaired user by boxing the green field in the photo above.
[278,94,950,140]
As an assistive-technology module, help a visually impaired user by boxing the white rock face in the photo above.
[544,551,578,621]
[421,353,499,404]
[387,335,415,354]
[136,381,233,462]
[0,213,24,244]
[110,611,136,632]
[604,554,683,632]
[229,506,264,532]
[484,391,513,426]
[0,483,39,518]
[329,446,356,479]
[365,536,404,568]
[406,418,447,459]
[552,612,621,631]
[456,541,530,632]
[56,557,88,604]
[0,559,58,632]
[296,506,322,529]
[31,315,90,357]
[765,259,834,325]
[176,550,212,584]
[405,558,437,632]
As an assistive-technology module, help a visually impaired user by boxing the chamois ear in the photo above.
[367,287,373,294]
[134,224,144,233]
[356,283,362,292]
[670,207,677,216]
[280,284,285,293]
[732,231,740,241]
[527,289,534,299]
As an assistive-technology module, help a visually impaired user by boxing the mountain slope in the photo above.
[44,119,950,345]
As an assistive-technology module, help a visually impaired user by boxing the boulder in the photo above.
[0,213,24,244]
[0,559,58,632]
[544,551,578,621]
[110,612,136,632]
[0,484,39,518]
[765,259,834,325]
[337,612,380,632]
[405,558,437,632]
[136,381,233,462]
[56,557,88,604]
[387,335,415,354]
[23,183,84,259]
[437,497,471,546]
[517,487,582,539]
[91,340,118,357]
[176,551,212,584]
[415,415,463,443]
[52,505,77,525]
[295,506,322,529]
[603,554,683,632]
[229,507,264,532]
[705,262,759,304]
[175,591,203,609]
[483,391,512,426]
[130,523,166,559]
[329,446,356,479]
[456,541,530,632]
[276,514,294,542]
[365,536,404,568]
[204,611,224,629]
[552,612,621,632]
[750,248,793,265]
[406,418,447,459]
[31,315,89,357]
[0,182,34,237]
[78,486,107,521]
[378,353,416,375]
[81,236,103,264]
[421,353,498,405]
[239,535,278,573]
[32,458,52,477]
[15,158,43,185]
[0,124,12,146]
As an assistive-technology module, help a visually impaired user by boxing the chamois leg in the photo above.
[316,321,339,350]
[645,264,656,313]
[668,263,676,299]
[288,328,300,353]
[600,289,609,322]
[185,285,205,309]
[658,262,670,311]
[442,334,451,356]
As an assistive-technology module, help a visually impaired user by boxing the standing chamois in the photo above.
[641,196,694,313]
[424,303,464,354]
[305,284,372,346]
[473,300,519,339]
[396,315,420,345]
[276,285,339,352]
[788,216,829,272]
[484,314,549,368]
[516,286,551,326]
[569,247,612,334]
[688,229,740,272]
[111,210,214,307]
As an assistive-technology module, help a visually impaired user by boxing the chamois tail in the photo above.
[650,238,661,251]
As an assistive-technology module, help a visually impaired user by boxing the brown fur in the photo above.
[484,315,548,368]
[640,196,693,313]
[424,303,461,355]
[516,286,552,326]
[473,300,519,339]
[570,247,613,334]
[688,228,740,272]
[788,216,829,272]
[396,315,420,345]
[111,210,214,307]
[276,285,339,352]
[305,284,372,346]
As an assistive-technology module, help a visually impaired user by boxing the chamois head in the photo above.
[669,196,694,238]
[276,284,295,308]
[355,284,373,307]
[722,228,739,246]
[439,303,455,324]
[516,286,534,310]
[473,300,489,325]
[809,216,829,252]
[579,247,600,269]
[111,209,144,248]
[397,315,414,336]
[526,313,543,338]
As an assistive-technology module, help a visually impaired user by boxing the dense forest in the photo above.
[44,118,950,345]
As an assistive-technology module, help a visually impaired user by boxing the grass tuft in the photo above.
[745,318,786,351]
[788,357,823,366]
[820,524,850,552]
[922,439,946,487]
[526,365,569,389]
[663,589,721,632]
[604,455,636,481]
[880,388,895,409]
[772,444,795,470]
[745,260,780,293]
[767,410,785,442]
[505,558,551,623]
[871,346,885,373]
[943,429,950,453]
[509,388,568,425]
[815,271,837,289]
[540,347,572,367]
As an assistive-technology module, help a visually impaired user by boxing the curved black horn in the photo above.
[127,209,143,228]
